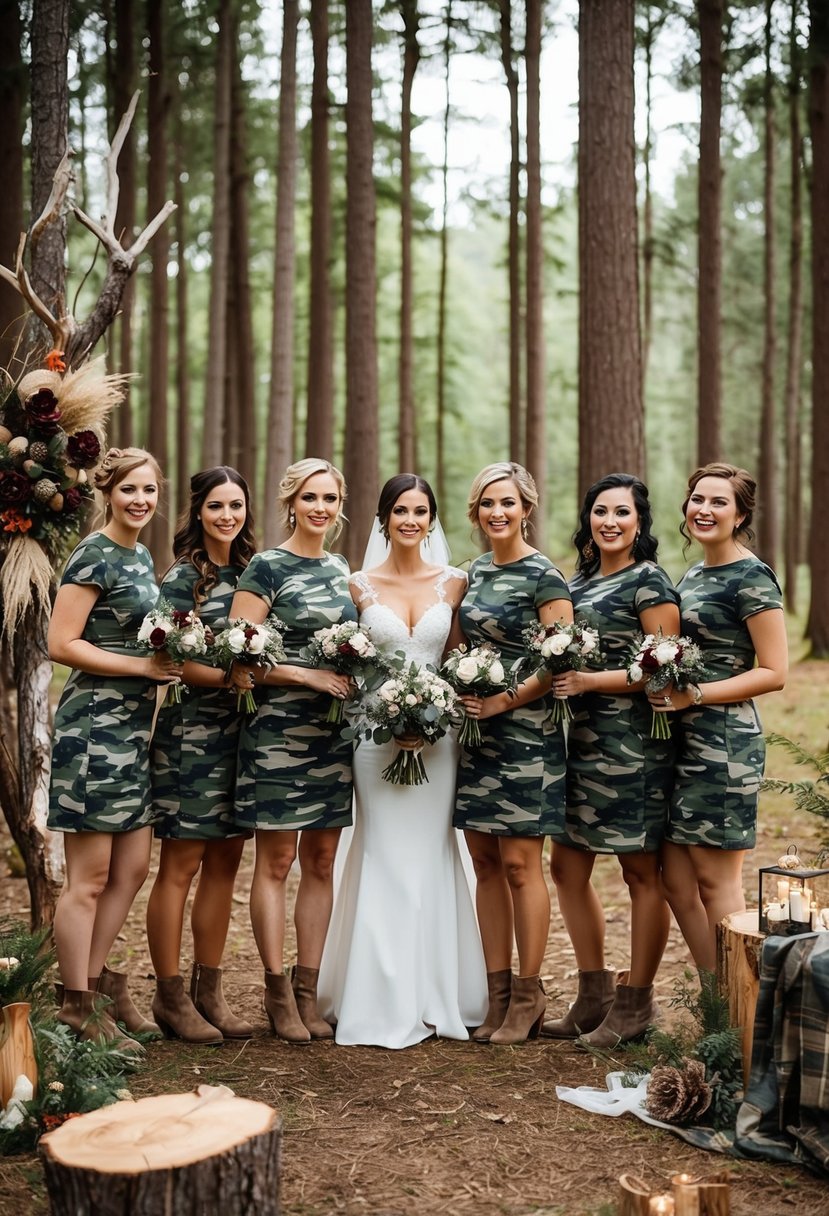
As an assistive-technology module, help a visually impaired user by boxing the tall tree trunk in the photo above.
[783,0,804,612]
[641,4,655,384]
[697,0,723,465]
[577,0,643,495]
[436,1,452,508]
[202,0,233,472]
[144,0,170,566]
[398,0,420,473]
[229,21,257,496]
[306,0,334,461]
[525,0,545,545]
[112,0,136,447]
[174,111,189,516]
[343,0,380,566]
[265,0,299,545]
[499,0,523,462]
[757,0,778,567]
[806,0,829,655]
[0,0,25,376]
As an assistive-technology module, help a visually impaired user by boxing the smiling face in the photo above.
[590,487,638,562]
[292,471,341,541]
[387,488,432,551]
[199,479,247,558]
[476,478,527,546]
[685,475,745,547]
[107,462,159,536]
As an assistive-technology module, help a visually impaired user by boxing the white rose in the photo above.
[247,630,267,655]
[178,631,200,653]
[322,639,337,657]
[653,641,679,665]
[405,693,418,706]
[489,659,505,683]
[226,627,247,654]
[628,662,643,683]
[580,633,598,655]
[456,656,480,683]
[137,617,156,643]
[349,631,370,656]
[379,680,399,702]
[541,633,569,658]
[387,703,400,716]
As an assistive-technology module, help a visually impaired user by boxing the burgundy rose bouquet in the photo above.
[136,600,210,706]
[626,631,707,739]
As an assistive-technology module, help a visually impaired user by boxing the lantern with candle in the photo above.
[758,846,829,935]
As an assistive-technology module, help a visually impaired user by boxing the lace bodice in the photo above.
[350,567,465,668]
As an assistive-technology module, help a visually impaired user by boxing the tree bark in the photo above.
[806,0,829,655]
[398,0,420,473]
[342,0,380,566]
[0,0,25,376]
[436,2,452,508]
[577,0,643,496]
[112,0,136,447]
[174,108,190,516]
[697,0,723,466]
[229,21,257,498]
[306,0,334,462]
[525,0,545,546]
[757,0,778,568]
[265,0,299,546]
[641,5,655,385]
[499,0,523,463]
[783,0,803,612]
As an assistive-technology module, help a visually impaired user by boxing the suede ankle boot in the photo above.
[577,983,658,1049]
[489,974,546,1045]
[57,989,143,1056]
[151,975,224,1045]
[472,970,512,1042]
[291,965,334,1039]
[263,970,311,1043]
[191,963,253,1040]
[541,969,615,1038]
[92,965,160,1037]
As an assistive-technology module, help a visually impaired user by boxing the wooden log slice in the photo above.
[39,1084,281,1216]
[716,909,763,1088]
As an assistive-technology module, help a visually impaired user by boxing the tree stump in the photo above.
[0,1002,38,1107]
[39,1085,282,1215]
[716,910,763,1086]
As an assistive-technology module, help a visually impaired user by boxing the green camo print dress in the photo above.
[151,561,249,840]
[233,549,356,831]
[48,532,160,833]
[668,556,783,850]
[454,552,571,836]
[558,561,679,854]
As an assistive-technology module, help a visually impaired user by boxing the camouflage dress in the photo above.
[454,552,571,836]
[233,549,356,832]
[668,556,783,850]
[151,561,249,840]
[557,561,679,854]
[48,532,160,834]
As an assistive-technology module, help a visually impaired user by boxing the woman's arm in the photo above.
[553,600,680,697]
[228,588,351,697]
[442,574,469,657]
[48,584,180,681]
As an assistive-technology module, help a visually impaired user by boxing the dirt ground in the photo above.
[1,661,828,1215]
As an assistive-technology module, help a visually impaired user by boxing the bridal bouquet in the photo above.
[136,600,210,706]
[301,619,385,723]
[626,631,707,740]
[351,662,462,786]
[441,643,511,747]
[210,617,286,713]
[513,619,601,726]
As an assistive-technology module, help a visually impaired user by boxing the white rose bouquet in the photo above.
[514,618,601,726]
[136,599,210,706]
[210,617,286,713]
[348,662,462,785]
[301,619,386,723]
[441,642,511,747]
[626,630,707,739]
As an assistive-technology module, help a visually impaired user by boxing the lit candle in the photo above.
[789,888,805,921]
[671,1175,700,1216]
[649,1197,675,1215]
[812,908,819,931]
[766,903,785,924]
[777,879,790,902]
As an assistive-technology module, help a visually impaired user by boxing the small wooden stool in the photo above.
[716,910,763,1087]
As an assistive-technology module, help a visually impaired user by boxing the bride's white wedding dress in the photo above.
[318,567,488,1048]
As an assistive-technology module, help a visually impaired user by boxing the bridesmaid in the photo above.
[649,463,787,972]
[454,461,573,1044]
[547,473,679,1047]
[230,458,354,1042]
[146,467,256,1044]
[48,448,180,1046]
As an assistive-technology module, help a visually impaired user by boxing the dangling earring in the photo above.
[521,517,529,540]
[289,508,296,529]
[582,538,595,561]
[632,529,641,555]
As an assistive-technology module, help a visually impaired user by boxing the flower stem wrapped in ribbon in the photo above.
[300,619,385,723]
[136,599,209,706]
[513,618,601,726]
[440,642,511,747]
[626,630,707,739]
[210,617,286,713]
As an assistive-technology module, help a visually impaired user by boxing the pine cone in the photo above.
[33,477,59,505]
[29,440,49,464]
[645,1058,713,1125]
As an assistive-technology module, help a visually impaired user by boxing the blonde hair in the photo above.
[278,458,347,539]
[467,461,538,529]
[93,447,164,523]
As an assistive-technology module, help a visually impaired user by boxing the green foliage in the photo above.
[763,734,829,851]
[0,918,54,1016]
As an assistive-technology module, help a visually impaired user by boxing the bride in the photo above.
[318,474,488,1047]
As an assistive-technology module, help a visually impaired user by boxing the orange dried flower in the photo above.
[1,508,32,533]
[45,349,66,373]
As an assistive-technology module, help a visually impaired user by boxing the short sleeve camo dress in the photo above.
[668,556,783,850]
[557,561,679,854]
[233,549,357,832]
[151,561,249,840]
[453,552,571,836]
[48,532,160,834]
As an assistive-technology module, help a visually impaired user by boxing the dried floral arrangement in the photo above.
[0,356,124,637]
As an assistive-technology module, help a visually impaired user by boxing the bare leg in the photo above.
[53,833,114,990]
[146,839,206,977]
[619,852,670,986]
[191,837,248,967]
[464,830,513,971]
[249,830,298,973]
[690,845,747,970]
[88,828,153,977]
[661,840,718,971]
[295,828,342,969]
[499,837,549,976]
[550,843,604,970]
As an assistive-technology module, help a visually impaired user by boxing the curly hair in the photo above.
[170,466,256,606]
[573,472,658,576]
[92,447,163,524]
[277,458,347,539]
[680,462,756,553]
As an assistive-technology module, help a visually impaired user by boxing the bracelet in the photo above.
[689,683,704,706]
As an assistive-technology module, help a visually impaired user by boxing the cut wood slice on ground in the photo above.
[38,1084,282,1216]
[716,909,764,1088]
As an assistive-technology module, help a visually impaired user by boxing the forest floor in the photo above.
[1,656,828,1215]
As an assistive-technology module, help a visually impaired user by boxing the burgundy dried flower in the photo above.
[0,469,33,506]
[63,486,84,513]
[25,388,62,435]
[66,429,101,468]
[149,627,168,649]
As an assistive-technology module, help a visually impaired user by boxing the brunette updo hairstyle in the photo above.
[466,461,538,539]
[376,474,438,540]
[93,447,163,523]
[277,458,347,539]
[573,473,658,576]
[680,462,756,552]
[171,466,256,605]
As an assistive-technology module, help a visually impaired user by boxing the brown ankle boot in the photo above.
[151,975,224,1045]
[489,975,546,1045]
[541,969,615,1038]
[263,970,311,1043]
[92,965,160,1037]
[291,965,334,1039]
[577,983,658,1049]
[57,989,143,1056]
[191,963,253,1040]
[472,970,512,1042]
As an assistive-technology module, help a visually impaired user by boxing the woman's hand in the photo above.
[229,662,257,693]
[394,732,424,752]
[551,670,595,697]
[459,692,505,721]
[146,651,184,684]
[301,668,352,699]
[646,684,695,713]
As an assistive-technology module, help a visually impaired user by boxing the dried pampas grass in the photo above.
[16,368,62,403]
[0,534,54,639]
[47,357,129,434]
